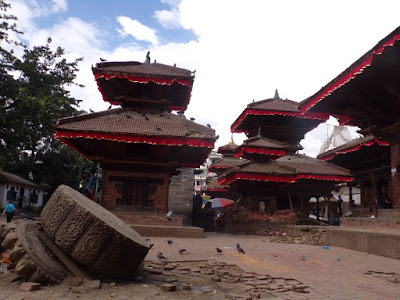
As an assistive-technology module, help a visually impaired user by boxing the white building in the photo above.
[194,151,221,192]
[0,171,45,209]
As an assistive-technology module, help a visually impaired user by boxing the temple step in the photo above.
[111,211,184,226]
[325,226,400,260]
[130,224,204,238]
[340,216,400,229]
[377,209,400,218]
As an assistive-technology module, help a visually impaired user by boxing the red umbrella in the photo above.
[211,198,235,209]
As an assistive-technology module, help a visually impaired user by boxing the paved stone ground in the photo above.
[1,215,400,299]
[147,233,400,299]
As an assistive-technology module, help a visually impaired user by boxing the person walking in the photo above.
[2,201,16,223]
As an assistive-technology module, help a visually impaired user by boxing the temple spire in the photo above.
[273,89,281,100]
[228,134,236,146]
[257,127,262,138]
[145,51,150,63]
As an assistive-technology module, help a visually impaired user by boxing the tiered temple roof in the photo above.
[317,135,390,181]
[92,60,194,111]
[56,108,215,169]
[299,26,400,139]
[231,93,328,144]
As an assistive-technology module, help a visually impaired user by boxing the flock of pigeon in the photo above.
[154,239,246,260]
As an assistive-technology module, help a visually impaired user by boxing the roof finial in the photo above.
[257,127,262,138]
[229,133,236,145]
[273,89,281,100]
[145,51,150,63]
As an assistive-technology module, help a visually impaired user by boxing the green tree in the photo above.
[0,0,96,198]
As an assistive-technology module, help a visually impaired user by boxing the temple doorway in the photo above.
[109,176,164,211]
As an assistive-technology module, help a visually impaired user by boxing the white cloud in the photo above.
[50,0,67,12]
[116,16,159,45]
[8,0,400,157]
[154,8,181,29]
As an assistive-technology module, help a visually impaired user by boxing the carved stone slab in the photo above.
[41,185,150,278]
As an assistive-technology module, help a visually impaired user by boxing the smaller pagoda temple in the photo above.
[218,92,353,214]
[206,136,244,199]
[298,26,400,208]
[318,135,391,209]
[55,55,217,222]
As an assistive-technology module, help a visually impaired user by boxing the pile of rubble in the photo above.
[365,271,400,284]
[144,259,310,298]
[0,185,150,287]
[258,228,327,246]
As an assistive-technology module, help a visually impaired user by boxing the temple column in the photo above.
[390,144,400,208]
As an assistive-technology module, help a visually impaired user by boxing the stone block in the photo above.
[20,282,40,291]
[161,284,176,292]
[40,185,149,278]
[84,279,101,289]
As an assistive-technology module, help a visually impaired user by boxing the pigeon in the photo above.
[157,253,167,259]
[167,240,173,245]
[90,109,95,113]
[100,57,107,62]
[166,210,173,221]
[207,124,211,128]
[156,125,162,131]
[141,112,149,120]
[178,249,186,254]
[190,117,195,121]
[108,105,112,110]
[216,247,223,255]
[237,243,245,254]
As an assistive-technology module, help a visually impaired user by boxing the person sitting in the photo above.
[370,198,379,218]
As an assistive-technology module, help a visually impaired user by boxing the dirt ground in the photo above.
[0,258,307,300]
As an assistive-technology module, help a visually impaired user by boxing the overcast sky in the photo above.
[8,0,400,157]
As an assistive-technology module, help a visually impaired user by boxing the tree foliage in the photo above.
[0,1,95,199]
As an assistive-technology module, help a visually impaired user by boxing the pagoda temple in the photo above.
[299,26,400,208]
[318,136,391,209]
[206,136,244,199]
[218,92,353,214]
[55,56,217,219]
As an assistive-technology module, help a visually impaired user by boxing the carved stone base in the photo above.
[40,185,150,278]
[0,221,69,284]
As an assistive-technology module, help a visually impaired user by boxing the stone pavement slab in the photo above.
[145,232,400,299]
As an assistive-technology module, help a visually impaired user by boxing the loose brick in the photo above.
[20,282,40,291]
[161,284,176,292]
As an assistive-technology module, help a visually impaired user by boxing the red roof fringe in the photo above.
[94,73,193,111]
[300,32,400,115]
[234,147,286,158]
[56,131,214,148]
[231,109,330,133]
[218,173,353,185]
[207,188,228,192]
[320,139,389,161]
[219,174,296,185]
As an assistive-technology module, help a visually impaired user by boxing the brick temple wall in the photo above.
[390,144,400,208]
[168,167,195,224]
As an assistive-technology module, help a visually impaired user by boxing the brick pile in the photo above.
[257,228,327,246]
[144,259,310,298]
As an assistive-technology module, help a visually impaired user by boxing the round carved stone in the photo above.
[1,220,69,284]
[41,185,150,278]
